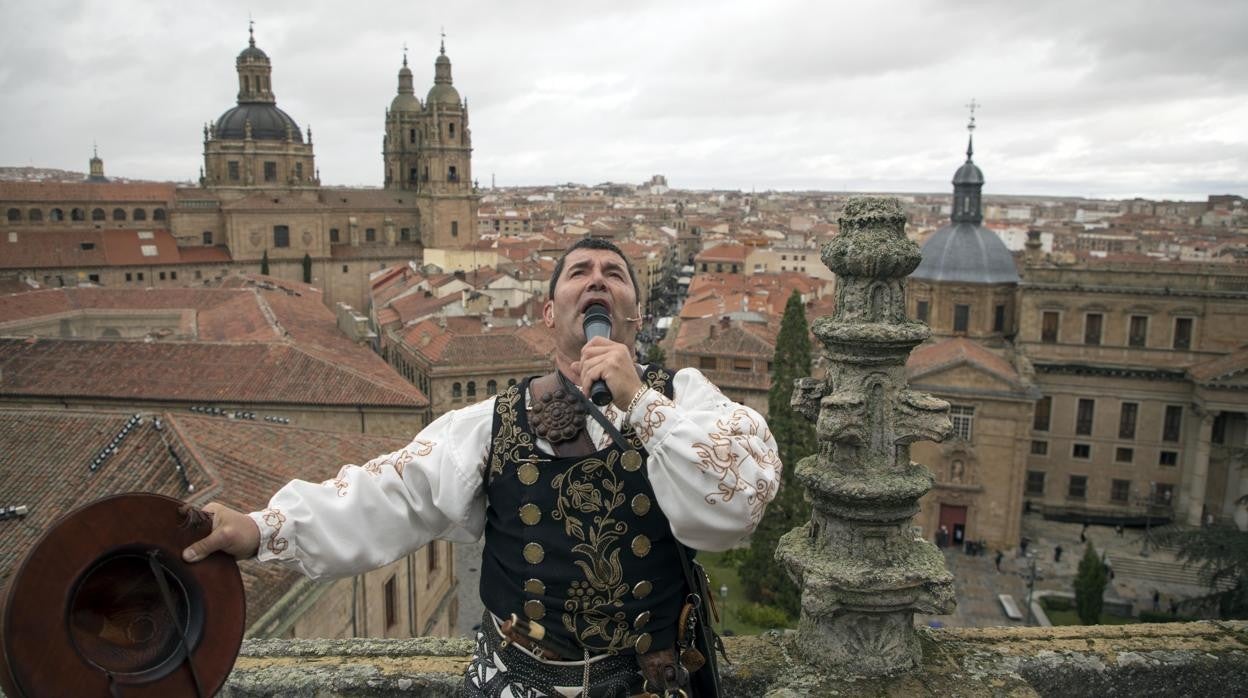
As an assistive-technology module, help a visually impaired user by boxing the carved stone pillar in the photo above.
[1184,407,1216,527]
[779,196,955,676]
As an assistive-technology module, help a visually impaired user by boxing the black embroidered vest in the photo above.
[480,366,686,656]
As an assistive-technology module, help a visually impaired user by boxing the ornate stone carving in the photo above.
[776,197,955,676]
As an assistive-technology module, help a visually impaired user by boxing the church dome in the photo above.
[215,104,303,142]
[913,222,1019,284]
[953,160,983,185]
[426,83,461,106]
[238,43,269,62]
[391,92,422,112]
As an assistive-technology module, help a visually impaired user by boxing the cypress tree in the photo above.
[1074,543,1108,624]
[739,290,816,618]
[261,249,270,276]
[302,253,312,283]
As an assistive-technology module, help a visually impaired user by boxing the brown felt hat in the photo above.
[0,492,245,697]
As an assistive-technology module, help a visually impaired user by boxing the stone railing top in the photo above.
[219,621,1248,697]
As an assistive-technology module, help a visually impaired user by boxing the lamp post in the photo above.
[1023,551,1039,626]
[719,584,729,633]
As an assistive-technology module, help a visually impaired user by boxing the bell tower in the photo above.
[414,34,477,248]
[383,47,423,190]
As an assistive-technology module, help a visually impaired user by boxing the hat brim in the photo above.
[0,492,245,697]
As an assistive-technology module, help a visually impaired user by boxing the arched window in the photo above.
[487,380,497,396]
[245,75,251,91]
[452,382,462,399]
[50,208,64,221]
[466,381,477,399]
[507,378,517,388]
[91,208,105,221]
[113,208,126,221]
[6,208,19,222]
[71,208,85,221]
[133,208,147,221]
[152,208,166,221]
[28,209,42,222]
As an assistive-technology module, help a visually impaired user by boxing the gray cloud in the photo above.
[1,0,1245,199]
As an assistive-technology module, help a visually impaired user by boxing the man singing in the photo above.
[184,238,781,696]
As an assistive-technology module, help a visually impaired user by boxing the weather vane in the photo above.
[440,27,447,54]
[965,98,979,132]
[402,41,408,66]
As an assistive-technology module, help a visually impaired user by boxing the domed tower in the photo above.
[201,24,318,190]
[383,48,424,190]
[87,144,107,182]
[411,35,477,248]
[908,111,1019,344]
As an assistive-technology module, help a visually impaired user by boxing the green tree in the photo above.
[738,290,816,618]
[260,249,270,276]
[1156,517,1248,619]
[644,344,666,366]
[302,253,312,283]
[1074,543,1108,624]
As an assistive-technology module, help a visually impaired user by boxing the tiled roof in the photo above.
[0,181,176,203]
[0,228,224,269]
[906,338,1025,388]
[320,189,420,209]
[1188,347,1248,384]
[0,407,410,626]
[400,321,554,368]
[695,243,748,263]
[388,292,461,326]
[672,317,778,357]
[220,193,329,211]
[0,282,427,407]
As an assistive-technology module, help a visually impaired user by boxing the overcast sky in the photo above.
[3,0,1246,199]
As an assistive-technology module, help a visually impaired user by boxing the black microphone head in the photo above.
[582,303,613,340]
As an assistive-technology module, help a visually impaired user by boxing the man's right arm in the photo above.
[182,398,496,580]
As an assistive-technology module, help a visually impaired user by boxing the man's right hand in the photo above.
[182,502,261,562]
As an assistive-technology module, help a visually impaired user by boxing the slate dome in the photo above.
[214,104,303,142]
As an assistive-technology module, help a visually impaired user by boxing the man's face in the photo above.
[544,248,640,356]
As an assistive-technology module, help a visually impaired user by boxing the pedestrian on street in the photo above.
[1079,522,1088,543]
[1115,523,1124,537]
[1169,599,1179,616]
[1153,590,1161,612]
[994,550,1004,572]
[1054,544,1063,563]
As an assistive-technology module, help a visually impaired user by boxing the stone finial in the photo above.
[777,195,954,677]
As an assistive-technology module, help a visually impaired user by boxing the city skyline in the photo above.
[3,0,1247,200]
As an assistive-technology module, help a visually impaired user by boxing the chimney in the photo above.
[720,315,731,330]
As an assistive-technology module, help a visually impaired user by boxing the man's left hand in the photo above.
[574,336,644,411]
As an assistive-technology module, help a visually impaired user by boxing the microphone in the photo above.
[582,303,614,406]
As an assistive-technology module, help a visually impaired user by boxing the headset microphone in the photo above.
[582,303,614,406]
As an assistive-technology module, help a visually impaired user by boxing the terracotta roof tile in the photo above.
[906,338,1023,387]
[1188,347,1248,383]
[0,181,175,203]
[0,228,229,269]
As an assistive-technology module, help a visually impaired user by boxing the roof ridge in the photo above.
[287,344,428,404]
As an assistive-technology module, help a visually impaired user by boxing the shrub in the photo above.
[736,602,791,629]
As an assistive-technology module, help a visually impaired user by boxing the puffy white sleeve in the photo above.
[626,368,782,551]
[248,398,495,580]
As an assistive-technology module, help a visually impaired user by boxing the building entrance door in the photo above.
[939,504,967,548]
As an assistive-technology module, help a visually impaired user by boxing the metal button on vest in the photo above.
[523,542,545,565]
[519,503,542,525]
[631,534,651,558]
[634,611,651,629]
[524,578,546,595]
[518,463,540,485]
[632,580,652,599]
[634,632,653,654]
[631,493,651,516]
[524,599,546,620]
[621,449,642,472]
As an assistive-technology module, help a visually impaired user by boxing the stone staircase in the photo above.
[1108,554,1234,591]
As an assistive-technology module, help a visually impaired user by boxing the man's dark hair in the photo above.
[548,237,640,300]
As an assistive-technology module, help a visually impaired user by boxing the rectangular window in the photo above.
[733,358,752,372]
[1115,447,1134,463]
[294,162,303,181]
[916,300,929,323]
[202,231,213,245]
[159,271,166,281]
[1163,405,1183,442]
[227,161,240,181]
[993,304,1006,333]
[170,271,176,280]
[950,404,975,441]
[1076,398,1095,436]
[1030,440,1049,456]
[1026,470,1046,496]
[329,228,340,243]
[125,272,133,282]
[400,228,411,242]
[1068,475,1088,499]
[409,128,416,144]
[342,265,349,273]
[195,270,202,280]
[1073,443,1091,459]
[1110,479,1131,503]
[1159,450,1178,467]
[137,273,144,281]
[88,273,100,283]
[365,228,376,242]
[1173,318,1193,350]
[1119,402,1138,439]
[1041,311,1059,343]
[1033,396,1052,432]
[384,575,397,628]
[263,161,277,182]
[1084,313,1103,345]
[451,221,459,237]
[699,356,717,370]
[1213,413,1228,445]
[953,304,970,333]
[1129,315,1148,347]
[274,225,290,248]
